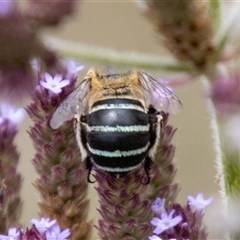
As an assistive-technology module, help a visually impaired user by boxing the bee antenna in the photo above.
[141,156,152,185]
[86,156,96,183]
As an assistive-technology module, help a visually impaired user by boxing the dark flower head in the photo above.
[25,0,77,27]
[140,0,215,71]
[0,1,78,102]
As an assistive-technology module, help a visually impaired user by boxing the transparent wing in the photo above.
[138,72,182,114]
[50,79,90,129]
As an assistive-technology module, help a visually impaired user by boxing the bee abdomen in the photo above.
[86,98,150,173]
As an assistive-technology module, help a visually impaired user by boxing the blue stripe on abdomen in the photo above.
[87,132,149,152]
[86,98,150,173]
[88,148,149,172]
[87,124,149,132]
[87,142,149,157]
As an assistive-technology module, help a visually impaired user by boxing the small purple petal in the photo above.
[0,102,25,124]
[45,224,70,240]
[0,234,9,240]
[151,198,166,215]
[57,79,70,88]
[44,73,54,83]
[50,87,62,94]
[40,73,70,94]
[65,60,84,73]
[150,210,182,235]
[30,218,56,234]
[0,0,13,16]
[149,235,162,240]
[187,193,213,210]
[53,74,63,83]
[150,217,161,227]
[0,227,22,240]
[76,65,84,72]
[39,80,50,89]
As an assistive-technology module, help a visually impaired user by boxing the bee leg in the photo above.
[148,112,163,160]
[86,156,96,183]
[142,110,162,185]
[74,115,88,161]
[141,156,153,185]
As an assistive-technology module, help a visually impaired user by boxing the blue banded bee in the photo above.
[50,68,182,183]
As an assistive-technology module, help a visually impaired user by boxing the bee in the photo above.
[50,68,182,183]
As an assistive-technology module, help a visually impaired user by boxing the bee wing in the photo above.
[138,72,182,114]
[50,79,90,129]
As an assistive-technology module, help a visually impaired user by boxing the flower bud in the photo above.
[57,182,73,200]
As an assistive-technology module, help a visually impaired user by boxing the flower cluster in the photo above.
[26,61,92,239]
[0,0,77,101]
[0,218,70,240]
[0,102,25,233]
[149,193,212,240]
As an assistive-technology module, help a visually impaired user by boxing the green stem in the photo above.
[214,3,240,55]
[201,77,228,211]
[209,0,221,32]
[202,76,240,239]
[222,148,240,199]
[43,37,193,72]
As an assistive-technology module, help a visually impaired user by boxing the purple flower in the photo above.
[210,68,240,116]
[0,102,25,124]
[149,235,162,240]
[0,1,78,102]
[65,60,84,74]
[187,193,213,210]
[0,218,71,239]
[45,225,70,240]
[151,198,166,215]
[64,60,85,81]
[0,1,13,16]
[40,73,70,94]
[30,218,56,235]
[150,210,182,235]
[0,227,22,240]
